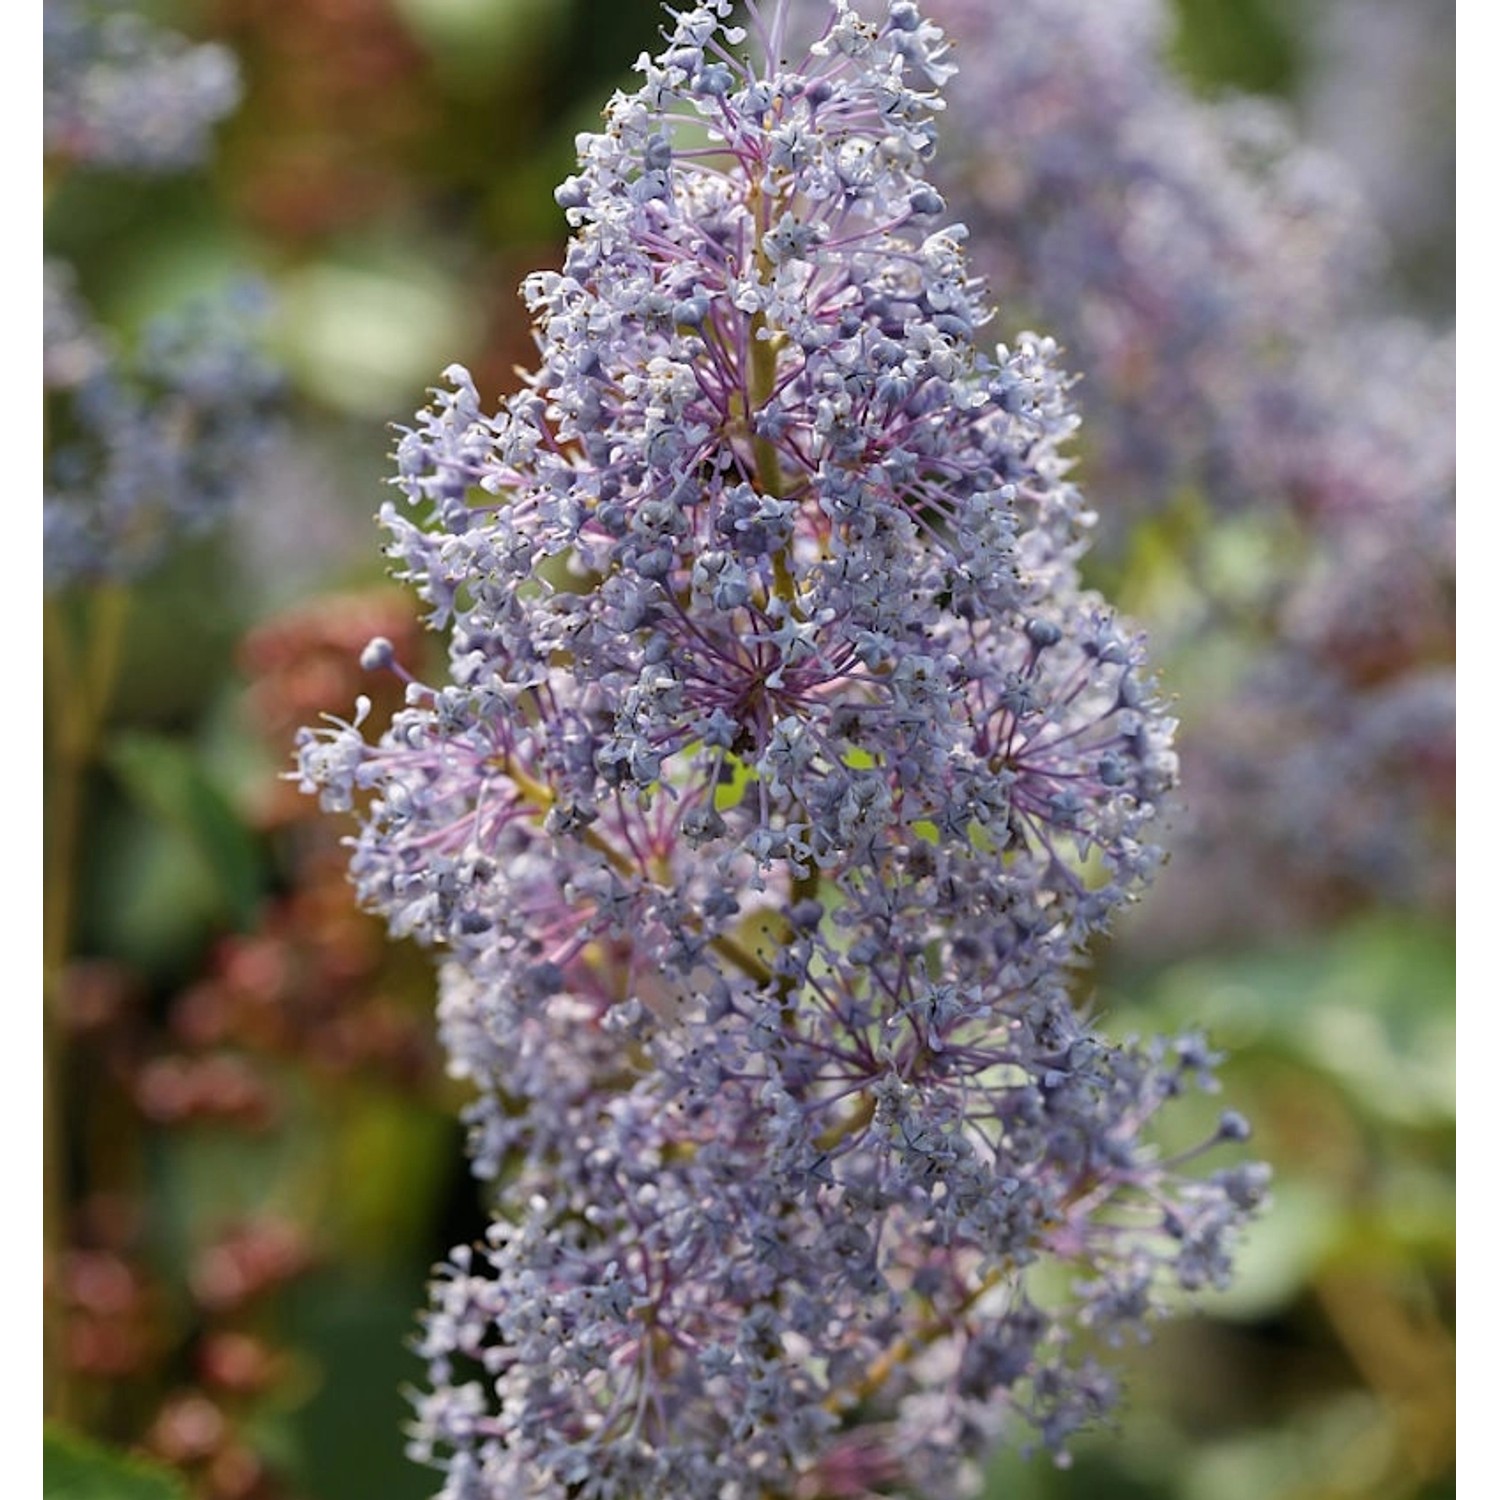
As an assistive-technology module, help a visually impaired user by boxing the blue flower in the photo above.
[299,4,1263,1492]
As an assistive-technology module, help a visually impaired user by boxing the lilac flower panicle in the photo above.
[298,3,1262,1494]
[44,0,241,172]
[44,4,275,594]
[44,264,282,592]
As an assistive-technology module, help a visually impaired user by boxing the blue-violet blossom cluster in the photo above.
[299,4,1262,1495]
[43,3,277,595]
[44,0,241,173]
[44,263,280,592]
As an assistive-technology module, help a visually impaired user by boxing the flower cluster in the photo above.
[926,0,1454,923]
[44,263,281,592]
[299,3,1261,1494]
[44,0,241,173]
[1300,0,1454,301]
[43,2,278,595]
[926,0,1376,522]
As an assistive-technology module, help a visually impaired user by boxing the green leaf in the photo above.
[105,729,267,930]
[282,1269,438,1500]
[44,1428,189,1500]
[1114,914,1456,1126]
[1168,0,1300,96]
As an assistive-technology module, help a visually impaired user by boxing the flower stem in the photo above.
[43,582,132,1423]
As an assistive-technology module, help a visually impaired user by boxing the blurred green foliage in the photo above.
[46,1428,191,1500]
[1169,0,1299,95]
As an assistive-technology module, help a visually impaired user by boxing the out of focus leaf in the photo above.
[1117,915,1455,1126]
[1181,1391,1394,1500]
[82,797,224,971]
[392,0,564,83]
[44,1427,189,1500]
[105,729,266,930]
[276,255,466,419]
[322,1086,461,1262]
[283,1269,437,1500]
[1168,0,1300,95]
[150,1121,303,1268]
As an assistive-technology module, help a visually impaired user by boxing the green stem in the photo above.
[43,583,132,1424]
[744,177,800,615]
[748,311,787,503]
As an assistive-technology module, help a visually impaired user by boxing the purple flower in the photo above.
[44,263,281,592]
[44,0,241,173]
[42,6,276,594]
[299,3,1261,1493]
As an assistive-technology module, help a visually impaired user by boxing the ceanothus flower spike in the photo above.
[298,3,1262,1495]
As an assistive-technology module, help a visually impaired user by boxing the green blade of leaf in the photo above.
[44,1427,189,1500]
[105,729,267,930]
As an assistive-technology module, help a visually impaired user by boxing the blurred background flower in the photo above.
[41,2,1454,1498]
